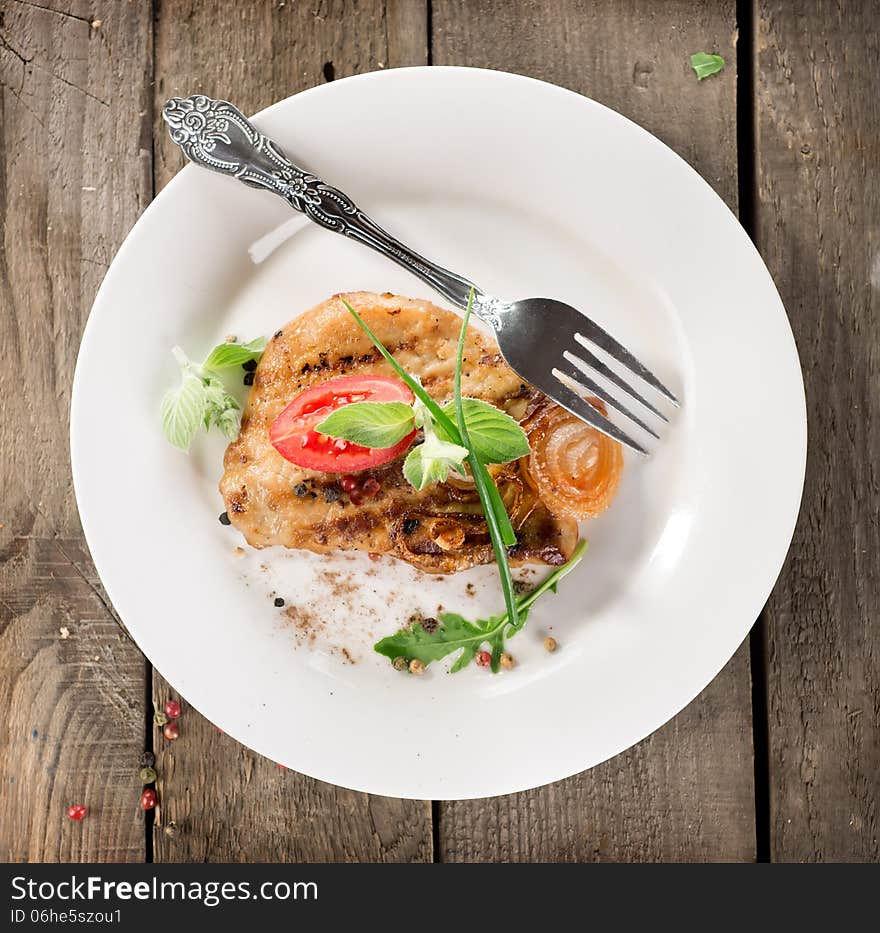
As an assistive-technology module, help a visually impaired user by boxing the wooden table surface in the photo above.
[1,0,877,863]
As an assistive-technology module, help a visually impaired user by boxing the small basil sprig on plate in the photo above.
[161,337,266,451]
[375,540,587,673]
[203,336,267,370]
[337,293,521,631]
[690,52,725,80]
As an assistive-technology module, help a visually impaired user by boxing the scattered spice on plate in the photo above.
[543,636,557,653]
[500,652,515,670]
[408,658,426,675]
[274,597,285,608]
[219,511,231,525]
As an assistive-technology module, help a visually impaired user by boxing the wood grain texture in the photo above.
[754,0,880,862]
[0,0,152,861]
[432,0,756,861]
[151,0,432,863]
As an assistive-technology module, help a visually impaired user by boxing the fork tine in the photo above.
[575,320,679,406]
[558,359,660,440]
[549,369,649,456]
[569,340,669,422]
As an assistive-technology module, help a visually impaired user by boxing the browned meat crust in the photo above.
[220,291,578,572]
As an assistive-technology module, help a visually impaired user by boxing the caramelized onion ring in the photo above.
[528,405,623,520]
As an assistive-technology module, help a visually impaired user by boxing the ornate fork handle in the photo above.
[162,95,484,313]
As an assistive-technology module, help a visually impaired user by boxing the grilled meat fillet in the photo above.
[220,291,578,573]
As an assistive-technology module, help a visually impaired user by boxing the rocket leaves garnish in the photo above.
[374,540,587,673]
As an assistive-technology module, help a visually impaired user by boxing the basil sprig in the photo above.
[161,338,266,451]
[340,294,520,631]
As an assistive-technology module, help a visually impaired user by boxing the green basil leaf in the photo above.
[203,336,267,370]
[690,52,725,80]
[161,357,208,451]
[442,397,530,464]
[316,401,415,449]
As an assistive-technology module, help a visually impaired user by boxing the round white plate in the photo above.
[71,68,806,799]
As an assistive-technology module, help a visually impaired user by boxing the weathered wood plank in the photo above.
[0,0,152,861]
[754,0,880,862]
[151,0,433,862]
[432,0,756,861]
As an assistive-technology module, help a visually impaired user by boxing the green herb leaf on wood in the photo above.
[690,52,725,80]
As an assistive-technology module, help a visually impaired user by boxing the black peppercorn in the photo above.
[243,372,255,386]
[324,485,340,503]
[402,518,419,534]
[242,359,258,372]
[140,750,156,769]
[421,617,440,634]
[274,597,285,608]
[293,483,308,497]
[219,511,231,526]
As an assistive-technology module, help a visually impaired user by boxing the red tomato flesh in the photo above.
[269,374,416,473]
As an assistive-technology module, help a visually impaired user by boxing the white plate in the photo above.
[71,68,806,799]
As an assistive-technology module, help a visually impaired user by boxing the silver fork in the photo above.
[163,95,678,455]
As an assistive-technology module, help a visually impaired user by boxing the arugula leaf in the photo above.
[402,432,468,489]
[376,613,485,671]
[203,336,267,370]
[690,52,725,80]
[161,353,208,450]
[374,540,587,672]
[316,401,415,449]
[442,398,529,464]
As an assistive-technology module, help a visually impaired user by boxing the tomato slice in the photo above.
[269,374,416,473]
